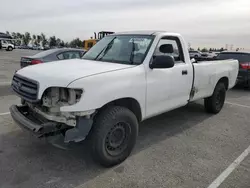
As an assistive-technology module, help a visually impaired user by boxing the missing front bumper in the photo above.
[9,105,67,138]
[9,105,94,143]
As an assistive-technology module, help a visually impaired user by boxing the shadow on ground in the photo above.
[0,103,212,188]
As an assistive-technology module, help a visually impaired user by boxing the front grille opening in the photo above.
[12,74,38,102]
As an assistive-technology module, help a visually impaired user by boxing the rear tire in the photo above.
[90,106,138,167]
[204,82,226,114]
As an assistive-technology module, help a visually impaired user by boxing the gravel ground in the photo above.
[0,50,249,188]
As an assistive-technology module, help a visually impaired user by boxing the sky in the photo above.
[0,0,250,49]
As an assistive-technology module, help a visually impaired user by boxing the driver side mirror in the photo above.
[190,58,196,63]
[149,55,175,69]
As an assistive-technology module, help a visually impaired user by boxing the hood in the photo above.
[16,59,134,89]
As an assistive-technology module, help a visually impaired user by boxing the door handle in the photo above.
[182,70,188,75]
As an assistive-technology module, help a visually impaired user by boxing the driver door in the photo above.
[146,36,193,118]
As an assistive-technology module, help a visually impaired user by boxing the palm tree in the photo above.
[32,35,37,45]
[16,32,23,45]
[41,33,47,47]
[56,38,61,47]
[23,32,31,46]
[49,36,56,47]
[16,32,22,39]
[36,35,41,45]
[11,32,17,39]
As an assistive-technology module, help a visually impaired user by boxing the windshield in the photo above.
[82,35,154,65]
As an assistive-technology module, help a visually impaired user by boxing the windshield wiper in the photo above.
[95,37,116,61]
[129,39,135,64]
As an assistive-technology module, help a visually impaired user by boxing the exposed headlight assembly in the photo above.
[42,87,83,107]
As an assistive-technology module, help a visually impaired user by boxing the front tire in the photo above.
[204,82,226,114]
[90,106,138,167]
[7,46,13,51]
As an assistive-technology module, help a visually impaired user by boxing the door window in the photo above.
[57,51,81,60]
[154,37,185,63]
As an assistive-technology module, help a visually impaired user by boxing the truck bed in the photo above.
[191,59,238,101]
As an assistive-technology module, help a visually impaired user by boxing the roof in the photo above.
[28,48,85,58]
[220,50,250,54]
[57,48,86,52]
[114,30,166,35]
[99,31,114,33]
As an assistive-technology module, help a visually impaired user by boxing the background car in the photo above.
[20,48,86,68]
[189,50,202,58]
[217,51,250,87]
[19,45,30,49]
[206,51,220,58]
[0,40,15,51]
[31,45,44,50]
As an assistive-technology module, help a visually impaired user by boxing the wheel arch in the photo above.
[217,76,229,90]
[100,97,142,122]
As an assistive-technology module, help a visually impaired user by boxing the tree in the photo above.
[36,35,41,45]
[32,35,36,40]
[41,33,48,47]
[70,38,83,48]
[201,48,208,52]
[16,32,22,39]
[59,41,65,47]
[15,32,23,45]
[6,31,10,35]
[49,36,57,47]
[56,38,61,47]
[209,48,212,52]
[23,32,31,45]
[11,32,17,39]
[197,47,200,51]
[32,35,37,45]
[65,42,69,47]
[220,47,224,52]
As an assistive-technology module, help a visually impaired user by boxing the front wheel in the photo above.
[204,82,226,114]
[7,46,13,51]
[90,106,138,167]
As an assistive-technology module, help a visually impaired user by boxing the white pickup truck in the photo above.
[10,31,238,167]
[0,39,15,51]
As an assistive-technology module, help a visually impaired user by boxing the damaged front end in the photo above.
[11,87,95,143]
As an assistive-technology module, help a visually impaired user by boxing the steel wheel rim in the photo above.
[105,122,131,156]
[215,89,225,110]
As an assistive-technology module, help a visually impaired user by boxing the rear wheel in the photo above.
[90,106,138,167]
[204,82,226,114]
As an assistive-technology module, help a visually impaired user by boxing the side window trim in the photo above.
[154,36,185,63]
[56,52,65,60]
[165,36,185,63]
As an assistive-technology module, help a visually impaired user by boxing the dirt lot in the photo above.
[0,50,249,188]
